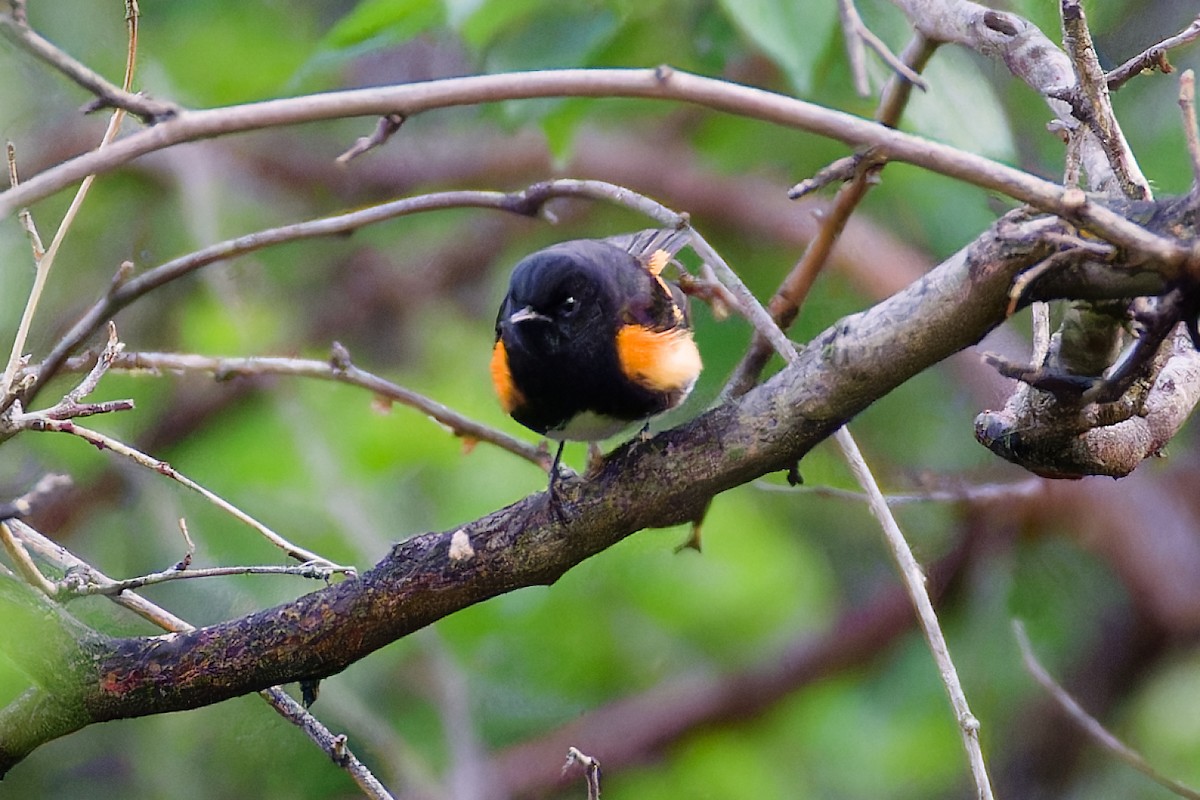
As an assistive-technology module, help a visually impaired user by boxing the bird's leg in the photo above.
[547,441,566,492]
[545,441,569,521]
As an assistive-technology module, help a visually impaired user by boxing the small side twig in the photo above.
[1,5,145,403]
[787,152,869,199]
[563,747,602,800]
[12,414,349,570]
[337,113,405,164]
[1178,70,1200,191]
[0,520,57,596]
[0,473,72,522]
[1060,0,1151,199]
[61,560,353,598]
[1014,621,1200,800]
[1106,15,1200,93]
[837,0,928,95]
[74,347,548,469]
[0,9,177,122]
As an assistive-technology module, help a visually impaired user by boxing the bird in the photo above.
[490,229,703,495]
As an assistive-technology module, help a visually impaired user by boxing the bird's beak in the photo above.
[508,306,549,325]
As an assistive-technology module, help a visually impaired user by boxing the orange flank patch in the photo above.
[490,340,524,413]
[615,324,702,394]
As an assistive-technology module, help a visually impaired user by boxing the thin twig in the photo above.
[70,347,547,468]
[8,518,393,799]
[728,35,938,397]
[838,0,871,96]
[753,475,1043,505]
[336,113,405,164]
[836,429,993,799]
[0,9,176,122]
[11,413,349,570]
[1014,621,1200,800]
[62,561,353,598]
[1,6,142,402]
[1106,15,1200,93]
[838,0,928,93]
[563,747,602,800]
[1060,0,1151,200]
[6,142,44,263]
[0,520,57,596]
[0,68,1187,274]
[1179,70,1200,190]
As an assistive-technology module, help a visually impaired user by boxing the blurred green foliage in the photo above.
[1,0,1199,798]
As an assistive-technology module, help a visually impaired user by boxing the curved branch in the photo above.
[0,68,1187,269]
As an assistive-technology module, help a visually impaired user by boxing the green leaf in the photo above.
[904,47,1015,161]
[716,0,837,94]
[456,0,547,50]
[324,0,446,48]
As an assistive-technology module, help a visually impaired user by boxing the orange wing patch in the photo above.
[646,248,671,276]
[642,249,685,326]
[615,324,702,394]
[490,340,524,413]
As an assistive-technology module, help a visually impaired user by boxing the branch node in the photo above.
[982,10,1021,37]
[329,341,353,372]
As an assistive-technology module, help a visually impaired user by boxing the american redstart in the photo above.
[491,230,703,491]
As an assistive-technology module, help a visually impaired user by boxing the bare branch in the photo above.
[1179,70,1200,190]
[0,9,177,122]
[10,413,351,571]
[336,113,405,164]
[1107,14,1200,93]
[0,521,56,596]
[86,347,547,468]
[838,0,928,95]
[730,35,938,397]
[63,561,354,598]
[1059,0,1151,199]
[835,428,993,798]
[1014,621,1200,800]
[563,748,602,800]
[7,518,394,799]
[0,68,1186,272]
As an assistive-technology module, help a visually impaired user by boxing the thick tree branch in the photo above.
[0,205,1074,772]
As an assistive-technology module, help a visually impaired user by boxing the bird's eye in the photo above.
[560,296,577,314]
